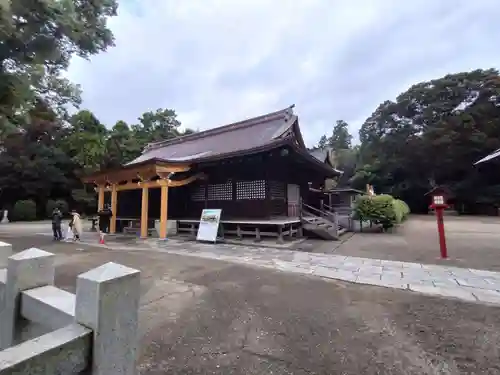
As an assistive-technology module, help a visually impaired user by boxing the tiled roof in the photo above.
[128,106,298,165]
[308,147,343,174]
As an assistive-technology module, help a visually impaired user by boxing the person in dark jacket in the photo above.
[51,208,63,241]
[98,204,113,234]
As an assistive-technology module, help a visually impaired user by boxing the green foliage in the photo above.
[393,199,410,223]
[353,195,396,229]
[71,188,97,215]
[12,200,37,221]
[46,200,56,218]
[46,199,68,218]
[315,120,353,151]
[350,69,500,213]
[317,135,328,149]
[353,195,410,230]
[55,199,69,216]
[329,120,352,150]
[0,0,118,126]
[333,147,359,186]
[312,120,358,187]
[0,1,205,217]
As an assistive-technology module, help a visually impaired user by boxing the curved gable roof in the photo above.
[128,105,300,165]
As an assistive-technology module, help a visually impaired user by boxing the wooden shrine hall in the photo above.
[82,105,342,241]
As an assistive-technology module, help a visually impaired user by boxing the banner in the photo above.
[196,209,222,243]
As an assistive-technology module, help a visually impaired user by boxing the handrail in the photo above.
[322,202,334,211]
[302,202,323,216]
[301,202,340,238]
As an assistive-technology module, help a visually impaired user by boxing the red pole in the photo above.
[435,208,448,259]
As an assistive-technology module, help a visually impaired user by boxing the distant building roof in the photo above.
[308,147,343,174]
[474,148,500,165]
[424,186,454,198]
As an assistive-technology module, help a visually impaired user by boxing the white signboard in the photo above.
[196,209,222,243]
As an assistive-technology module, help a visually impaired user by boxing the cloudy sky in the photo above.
[67,0,500,146]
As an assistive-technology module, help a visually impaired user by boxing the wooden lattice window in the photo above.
[269,180,285,200]
[236,180,266,200]
[191,185,206,201]
[207,181,233,201]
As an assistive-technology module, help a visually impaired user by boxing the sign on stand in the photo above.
[196,209,222,243]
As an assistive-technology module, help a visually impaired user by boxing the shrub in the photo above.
[12,200,37,221]
[393,199,410,223]
[353,194,410,230]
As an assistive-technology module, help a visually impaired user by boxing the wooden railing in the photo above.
[302,202,323,216]
[301,202,340,237]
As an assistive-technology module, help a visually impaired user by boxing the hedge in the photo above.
[12,200,37,221]
[352,194,410,230]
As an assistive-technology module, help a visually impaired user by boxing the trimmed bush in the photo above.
[393,199,410,223]
[353,194,410,230]
[12,200,37,221]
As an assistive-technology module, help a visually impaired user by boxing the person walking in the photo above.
[51,208,63,241]
[70,210,83,241]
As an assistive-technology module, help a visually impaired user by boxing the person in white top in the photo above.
[70,210,83,241]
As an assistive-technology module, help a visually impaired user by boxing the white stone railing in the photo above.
[0,241,140,374]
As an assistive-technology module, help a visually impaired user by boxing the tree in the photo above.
[0,99,72,211]
[60,110,108,174]
[135,108,182,143]
[103,120,142,168]
[356,68,500,212]
[316,135,328,149]
[329,120,352,150]
[0,0,118,127]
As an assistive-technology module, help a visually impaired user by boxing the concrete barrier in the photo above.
[0,244,140,374]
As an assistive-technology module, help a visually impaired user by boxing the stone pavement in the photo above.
[35,232,500,306]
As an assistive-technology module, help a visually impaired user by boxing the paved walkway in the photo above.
[33,232,500,306]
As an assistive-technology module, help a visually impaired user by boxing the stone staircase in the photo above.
[301,203,347,240]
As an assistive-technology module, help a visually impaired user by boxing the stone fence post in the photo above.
[0,248,55,349]
[0,246,141,375]
[0,241,12,268]
[76,262,141,375]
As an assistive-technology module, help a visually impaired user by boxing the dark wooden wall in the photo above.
[108,148,331,221]
[181,152,313,219]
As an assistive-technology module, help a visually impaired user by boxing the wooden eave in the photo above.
[103,172,207,192]
[81,158,191,185]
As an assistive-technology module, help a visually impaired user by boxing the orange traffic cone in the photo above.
[99,232,105,244]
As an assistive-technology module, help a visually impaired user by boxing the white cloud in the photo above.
[68,0,500,146]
